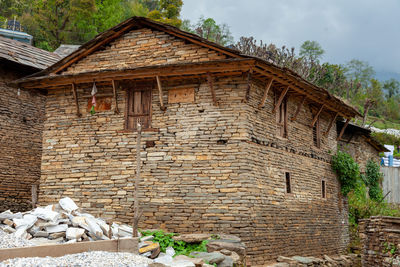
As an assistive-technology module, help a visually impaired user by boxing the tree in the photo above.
[344,59,375,88]
[383,78,400,99]
[147,0,183,27]
[299,40,324,63]
[360,79,384,125]
[191,17,233,46]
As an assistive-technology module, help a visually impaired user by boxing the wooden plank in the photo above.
[156,76,166,111]
[291,95,306,121]
[207,72,217,106]
[310,104,324,127]
[273,86,289,113]
[168,88,195,103]
[258,78,274,108]
[112,80,119,114]
[324,112,338,136]
[71,83,81,117]
[244,70,253,103]
[337,118,350,141]
[0,238,138,262]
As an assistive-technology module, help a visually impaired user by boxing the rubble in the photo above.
[268,254,360,267]
[0,197,140,248]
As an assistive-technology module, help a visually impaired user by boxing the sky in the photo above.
[181,0,400,75]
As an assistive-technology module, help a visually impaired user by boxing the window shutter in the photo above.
[125,84,152,130]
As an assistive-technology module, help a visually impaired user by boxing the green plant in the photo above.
[331,150,361,196]
[139,230,209,256]
[363,160,383,201]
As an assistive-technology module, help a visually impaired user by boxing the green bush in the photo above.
[140,230,209,256]
[363,160,383,201]
[331,151,360,196]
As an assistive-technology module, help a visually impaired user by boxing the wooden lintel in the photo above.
[337,118,351,141]
[156,76,166,111]
[324,112,338,136]
[291,95,306,121]
[71,83,81,117]
[310,104,325,127]
[207,72,217,106]
[273,85,289,113]
[244,69,253,103]
[258,78,274,108]
[111,80,120,114]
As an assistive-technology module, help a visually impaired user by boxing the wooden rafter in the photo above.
[258,78,274,108]
[310,104,324,127]
[243,69,253,102]
[111,80,120,114]
[273,86,289,113]
[290,95,306,121]
[337,118,351,141]
[71,83,81,117]
[207,72,217,106]
[324,112,338,136]
[156,76,166,111]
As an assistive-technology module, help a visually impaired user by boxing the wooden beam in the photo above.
[156,76,166,111]
[324,112,338,136]
[71,83,81,117]
[273,85,289,113]
[258,78,274,108]
[310,104,324,127]
[290,95,306,121]
[337,118,351,141]
[207,72,217,106]
[111,80,119,114]
[244,70,253,102]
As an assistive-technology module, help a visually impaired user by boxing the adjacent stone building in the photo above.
[13,17,360,264]
[0,36,60,211]
[337,120,387,172]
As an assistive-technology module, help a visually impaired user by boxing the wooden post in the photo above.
[132,122,143,238]
[111,80,120,114]
[156,76,166,111]
[258,78,274,108]
[244,70,253,103]
[324,112,338,136]
[273,86,289,113]
[310,104,324,127]
[291,95,306,121]
[71,83,81,117]
[31,184,38,209]
[207,72,217,106]
[337,118,351,141]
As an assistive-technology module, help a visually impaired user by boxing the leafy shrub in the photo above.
[140,230,208,256]
[363,160,383,201]
[331,151,360,196]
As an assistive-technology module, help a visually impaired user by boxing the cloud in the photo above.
[181,0,400,73]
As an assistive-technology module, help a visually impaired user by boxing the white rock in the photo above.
[13,214,37,230]
[96,219,110,236]
[59,197,78,213]
[66,228,85,240]
[166,246,175,257]
[2,226,16,233]
[172,260,196,267]
[111,222,119,237]
[31,207,60,222]
[71,216,87,228]
[85,217,103,238]
[155,255,173,265]
[0,210,22,220]
[14,228,28,239]
[46,224,68,233]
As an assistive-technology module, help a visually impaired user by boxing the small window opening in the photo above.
[313,117,321,148]
[285,172,291,193]
[322,180,326,198]
[275,94,288,138]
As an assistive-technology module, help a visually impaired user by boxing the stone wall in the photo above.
[0,60,45,211]
[338,133,380,172]
[359,216,400,267]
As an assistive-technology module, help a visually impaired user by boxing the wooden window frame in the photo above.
[313,116,321,148]
[285,172,292,194]
[124,83,153,131]
[276,95,288,138]
[321,179,326,199]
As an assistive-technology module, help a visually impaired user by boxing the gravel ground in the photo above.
[0,229,33,248]
[0,251,153,267]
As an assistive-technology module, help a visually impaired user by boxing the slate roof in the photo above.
[54,44,81,58]
[0,36,61,70]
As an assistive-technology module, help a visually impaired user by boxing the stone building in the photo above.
[0,36,60,211]
[337,120,387,172]
[13,17,360,264]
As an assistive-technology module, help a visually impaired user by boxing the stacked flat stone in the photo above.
[0,197,138,247]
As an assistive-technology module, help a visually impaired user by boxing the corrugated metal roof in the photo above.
[0,35,61,70]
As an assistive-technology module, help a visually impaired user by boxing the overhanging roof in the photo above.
[11,16,360,118]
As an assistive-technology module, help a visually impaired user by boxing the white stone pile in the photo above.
[0,197,137,248]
